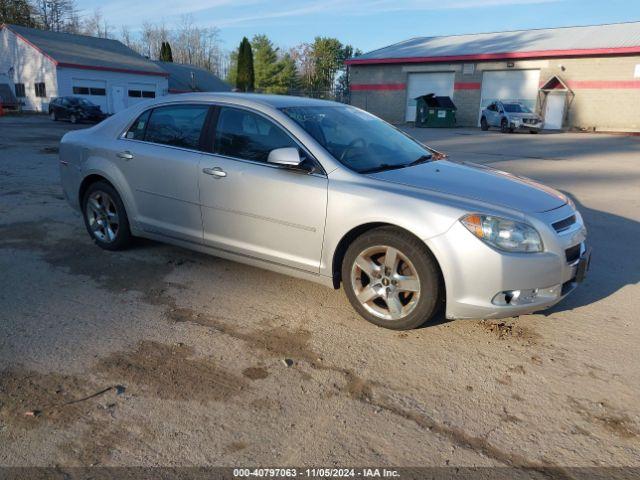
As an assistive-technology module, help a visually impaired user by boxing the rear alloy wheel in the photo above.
[83,181,132,250]
[342,227,441,330]
[480,117,489,131]
[70,114,78,124]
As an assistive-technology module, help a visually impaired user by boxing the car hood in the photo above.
[367,160,567,213]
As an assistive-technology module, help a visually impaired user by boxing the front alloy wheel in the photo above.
[351,245,421,321]
[342,227,441,330]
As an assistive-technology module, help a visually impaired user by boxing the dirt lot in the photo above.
[1,116,639,472]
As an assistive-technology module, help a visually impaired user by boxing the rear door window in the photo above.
[143,105,209,150]
[213,107,298,162]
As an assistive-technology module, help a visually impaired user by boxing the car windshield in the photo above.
[70,98,94,106]
[503,103,531,113]
[280,105,431,173]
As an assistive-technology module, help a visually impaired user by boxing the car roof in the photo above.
[154,92,347,109]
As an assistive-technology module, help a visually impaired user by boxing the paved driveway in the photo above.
[1,117,639,470]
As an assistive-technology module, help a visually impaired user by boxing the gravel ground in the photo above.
[0,116,639,472]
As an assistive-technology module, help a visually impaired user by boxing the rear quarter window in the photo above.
[125,110,151,141]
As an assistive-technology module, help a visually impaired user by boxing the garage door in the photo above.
[479,70,540,125]
[405,72,455,122]
[71,79,108,113]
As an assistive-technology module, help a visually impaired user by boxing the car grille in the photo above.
[565,244,581,263]
[553,215,576,233]
[523,118,537,124]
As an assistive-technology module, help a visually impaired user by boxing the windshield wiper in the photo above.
[360,163,409,174]
[407,154,433,166]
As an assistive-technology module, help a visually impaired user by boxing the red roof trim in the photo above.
[345,46,640,65]
[3,24,59,65]
[351,83,406,91]
[57,62,170,77]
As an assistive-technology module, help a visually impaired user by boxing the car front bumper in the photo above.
[427,204,588,320]
[510,119,543,131]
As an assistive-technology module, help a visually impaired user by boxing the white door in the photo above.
[111,86,126,113]
[543,92,566,130]
[405,72,455,122]
[479,70,540,125]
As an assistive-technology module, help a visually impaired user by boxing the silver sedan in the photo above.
[59,93,590,330]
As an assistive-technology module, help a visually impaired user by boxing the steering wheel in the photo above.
[340,138,367,162]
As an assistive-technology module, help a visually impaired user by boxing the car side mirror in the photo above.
[267,147,303,168]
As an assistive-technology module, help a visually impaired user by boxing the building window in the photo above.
[15,83,26,98]
[34,82,46,97]
[128,90,155,98]
[73,86,106,96]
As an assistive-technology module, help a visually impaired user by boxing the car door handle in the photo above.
[117,151,134,160]
[202,167,227,178]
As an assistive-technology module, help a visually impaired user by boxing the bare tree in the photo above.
[32,0,79,32]
[81,8,112,38]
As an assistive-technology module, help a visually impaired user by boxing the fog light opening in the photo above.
[492,285,561,307]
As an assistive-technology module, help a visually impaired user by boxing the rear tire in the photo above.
[70,114,78,124]
[342,227,441,330]
[480,117,489,131]
[82,181,132,251]
[50,111,57,121]
[529,130,539,134]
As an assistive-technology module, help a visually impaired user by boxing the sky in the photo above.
[75,0,640,53]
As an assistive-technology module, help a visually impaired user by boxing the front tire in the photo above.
[82,181,132,251]
[480,117,489,131]
[70,114,78,124]
[501,118,512,133]
[529,130,539,134]
[342,227,441,330]
[50,111,57,121]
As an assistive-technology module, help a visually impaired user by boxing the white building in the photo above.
[0,24,169,114]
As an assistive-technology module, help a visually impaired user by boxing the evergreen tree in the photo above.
[252,34,280,92]
[162,41,173,62]
[236,37,254,92]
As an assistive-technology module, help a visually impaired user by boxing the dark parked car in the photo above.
[49,97,105,124]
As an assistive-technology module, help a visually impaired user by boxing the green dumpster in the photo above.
[415,94,457,128]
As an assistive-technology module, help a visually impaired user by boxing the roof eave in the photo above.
[57,62,170,77]
[345,46,640,65]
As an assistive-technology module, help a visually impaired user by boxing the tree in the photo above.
[82,8,112,38]
[226,49,238,87]
[236,37,254,92]
[31,0,79,32]
[309,37,344,92]
[271,53,298,94]
[0,0,35,27]
[336,45,362,101]
[252,34,280,92]
[159,41,173,62]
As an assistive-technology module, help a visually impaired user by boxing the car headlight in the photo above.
[461,214,543,253]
